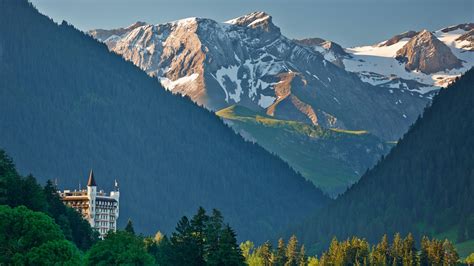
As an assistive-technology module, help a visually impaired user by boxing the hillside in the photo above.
[293,69,474,253]
[89,13,435,194]
[0,0,329,242]
[216,105,390,195]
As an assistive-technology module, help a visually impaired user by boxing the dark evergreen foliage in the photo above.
[0,0,328,242]
[0,205,82,265]
[85,231,155,265]
[0,149,97,250]
[125,218,136,235]
[292,69,474,251]
[148,207,245,265]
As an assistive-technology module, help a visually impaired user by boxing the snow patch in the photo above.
[258,95,276,108]
[159,73,199,91]
[214,65,243,103]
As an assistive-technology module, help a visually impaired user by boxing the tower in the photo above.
[86,169,97,227]
[110,179,120,220]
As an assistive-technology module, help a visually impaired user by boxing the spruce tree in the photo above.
[260,241,273,266]
[442,239,459,265]
[125,218,135,235]
[298,245,306,266]
[275,238,287,266]
[285,235,299,266]
[216,225,245,266]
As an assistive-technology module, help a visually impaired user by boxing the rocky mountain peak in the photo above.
[225,11,279,32]
[456,29,474,51]
[379,30,418,47]
[396,29,462,74]
[295,38,349,68]
[440,23,474,33]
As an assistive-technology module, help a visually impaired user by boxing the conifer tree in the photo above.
[170,216,204,265]
[125,218,135,235]
[442,239,458,265]
[390,233,403,265]
[191,207,209,261]
[402,233,416,266]
[298,245,307,266]
[215,225,245,266]
[372,234,389,265]
[205,209,224,265]
[260,241,273,266]
[286,235,299,266]
[275,238,287,266]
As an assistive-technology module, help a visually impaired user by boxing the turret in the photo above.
[110,179,120,220]
[86,169,97,227]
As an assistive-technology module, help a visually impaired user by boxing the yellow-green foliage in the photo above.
[329,128,369,135]
[465,252,474,265]
[217,105,368,139]
[240,234,460,266]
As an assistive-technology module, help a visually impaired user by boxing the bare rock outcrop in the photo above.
[396,30,462,74]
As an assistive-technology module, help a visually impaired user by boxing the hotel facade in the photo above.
[59,170,120,238]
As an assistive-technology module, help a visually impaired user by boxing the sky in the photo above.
[30,0,473,47]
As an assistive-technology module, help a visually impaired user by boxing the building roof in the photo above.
[87,169,97,186]
[97,197,118,203]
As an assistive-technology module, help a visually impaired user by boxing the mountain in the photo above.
[216,105,390,195]
[0,0,329,242]
[90,12,427,141]
[292,69,474,253]
[312,23,473,94]
[294,38,350,68]
[89,12,429,194]
[395,30,462,74]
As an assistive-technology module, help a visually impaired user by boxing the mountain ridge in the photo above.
[0,0,329,242]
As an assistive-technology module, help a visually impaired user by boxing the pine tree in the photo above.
[275,238,287,266]
[328,237,341,265]
[372,234,389,265]
[260,241,273,266]
[125,218,135,235]
[191,206,209,261]
[402,233,416,266]
[170,216,204,265]
[390,233,403,265]
[298,245,307,266]
[216,225,245,266]
[205,209,224,265]
[442,239,459,265]
[419,236,430,266]
[285,235,299,266]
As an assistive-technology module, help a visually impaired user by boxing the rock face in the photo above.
[456,29,474,51]
[89,13,437,194]
[295,38,349,68]
[312,23,472,93]
[441,23,474,33]
[395,30,462,74]
[379,30,418,47]
[89,13,427,141]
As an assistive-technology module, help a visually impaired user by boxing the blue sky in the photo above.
[31,0,473,47]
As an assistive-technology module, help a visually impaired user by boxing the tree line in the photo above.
[0,148,470,265]
[0,0,327,242]
[292,69,474,253]
[241,233,460,266]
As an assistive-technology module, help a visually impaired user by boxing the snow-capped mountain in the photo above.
[301,23,473,95]
[89,12,428,141]
[89,13,470,194]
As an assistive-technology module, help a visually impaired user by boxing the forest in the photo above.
[0,0,328,242]
[291,69,474,254]
[0,149,467,265]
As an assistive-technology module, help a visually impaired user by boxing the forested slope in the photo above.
[294,69,474,251]
[0,0,328,242]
